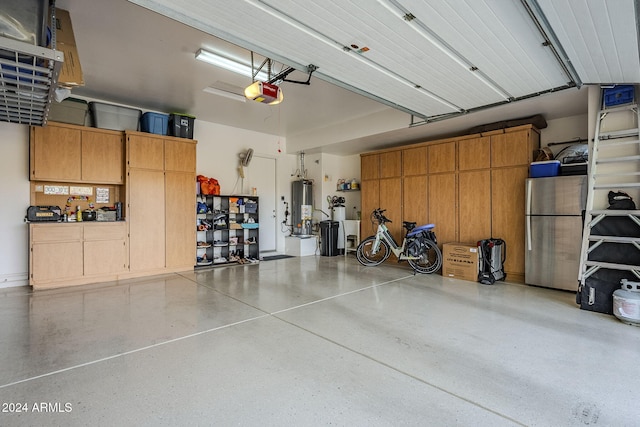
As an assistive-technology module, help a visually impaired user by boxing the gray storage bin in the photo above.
[89,101,141,131]
[0,0,49,46]
[48,98,88,125]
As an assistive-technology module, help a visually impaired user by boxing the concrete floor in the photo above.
[0,256,638,426]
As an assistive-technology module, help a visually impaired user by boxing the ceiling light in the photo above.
[202,86,246,102]
[244,81,283,105]
[196,48,269,81]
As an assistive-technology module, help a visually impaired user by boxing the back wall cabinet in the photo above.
[361,125,539,282]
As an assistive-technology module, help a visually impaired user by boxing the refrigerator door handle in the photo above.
[526,214,532,251]
[525,179,532,215]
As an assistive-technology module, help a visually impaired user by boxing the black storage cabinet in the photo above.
[320,221,339,256]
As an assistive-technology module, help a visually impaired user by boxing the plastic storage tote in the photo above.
[89,101,141,131]
[140,112,169,135]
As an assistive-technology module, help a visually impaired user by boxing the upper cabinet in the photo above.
[490,126,540,167]
[402,146,428,176]
[127,133,164,170]
[458,135,490,171]
[165,138,197,173]
[30,122,124,184]
[360,154,379,181]
[379,151,402,178]
[428,141,456,173]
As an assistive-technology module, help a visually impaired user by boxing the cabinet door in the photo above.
[82,130,124,183]
[379,177,402,243]
[403,146,428,176]
[491,166,529,280]
[491,130,531,167]
[84,223,127,275]
[428,142,456,173]
[361,154,379,181]
[428,173,457,246]
[30,124,82,181]
[165,171,196,268]
[31,242,83,283]
[84,240,127,275]
[458,170,491,243]
[380,151,402,178]
[458,136,490,171]
[129,169,166,272]
[360,179,379,238]
[165,138,196,172]
[403,175,428,226]
[127,134,164,170]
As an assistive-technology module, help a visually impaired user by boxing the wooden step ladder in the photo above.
[578,102,640,284]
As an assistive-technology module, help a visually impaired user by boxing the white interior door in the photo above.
[249,156,277,252]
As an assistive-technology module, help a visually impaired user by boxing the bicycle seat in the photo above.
[402,221,416,231]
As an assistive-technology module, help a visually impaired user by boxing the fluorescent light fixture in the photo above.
[196,48,269,81]
[202,86,246,102]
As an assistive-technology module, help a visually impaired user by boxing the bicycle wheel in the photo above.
[408,239,442,274]
[356,236,391,266]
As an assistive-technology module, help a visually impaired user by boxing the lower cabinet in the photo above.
[30,222,128,290]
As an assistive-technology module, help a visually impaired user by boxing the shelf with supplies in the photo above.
[336,189,360,192]
[195,194,260,268]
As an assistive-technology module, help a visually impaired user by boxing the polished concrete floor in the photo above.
[0,255,638,426]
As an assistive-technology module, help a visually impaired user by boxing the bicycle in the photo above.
[356,208,442,274]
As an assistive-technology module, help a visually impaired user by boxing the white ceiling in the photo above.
[53,0,638,155]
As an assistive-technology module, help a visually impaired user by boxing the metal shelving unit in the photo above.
[0,35,63,126]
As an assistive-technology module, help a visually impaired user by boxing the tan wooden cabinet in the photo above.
[428,141,456,173]
[31,122,124,184]
[81,130,125,183]
[491,166,529,282]
[83,223,128,276]
[360,179,379,238]
[429,173,457,245]
[361,124,539,282]
[379,177,403,242]
[403,175,428,226]
[458,136,490,171]
[458,170,491,243]
[126,132,196,274]
[380,151,402,178]
[30,224,83,285]
[402,147,428,176]
[29,222,128,289]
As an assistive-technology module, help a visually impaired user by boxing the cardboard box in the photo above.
[442,243,479,282]
[53,8,84,87]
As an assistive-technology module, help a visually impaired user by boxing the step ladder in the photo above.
[578,103,640,285]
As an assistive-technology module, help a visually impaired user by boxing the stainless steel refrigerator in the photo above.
[525,175,587,291]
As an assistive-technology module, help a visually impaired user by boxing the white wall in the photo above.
[540,113,589,156]
[0,123,30,288]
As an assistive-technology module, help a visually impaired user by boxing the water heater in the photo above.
[292,180,313,236]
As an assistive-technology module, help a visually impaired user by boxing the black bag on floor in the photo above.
[577,268,638,314]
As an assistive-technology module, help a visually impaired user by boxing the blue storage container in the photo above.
[141,112,169,135]
[530,160,560,178]
[603,85,635,107]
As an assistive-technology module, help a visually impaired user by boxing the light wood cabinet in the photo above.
[166,171,196,268]
[491,126,538,167]
[361,124,539,282]
[31,124,82,181]
[403,146,428,176]
[379,177,403,243]
[458,170,491,243]
[361,154,379,180]
[126,132,197,274]
[30,222,128,289]
[429,173,457,245]
[360,179,379,238]
[81,130,124,183]
[128,168,166,272]
[403,175,428,226]
[380,151,402,178]
[458,136,490,171]
[30,122,124,184]
[491,166,529,282]
[428,141,456,173]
